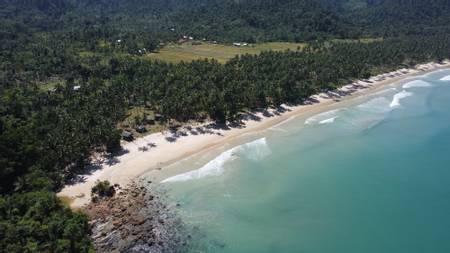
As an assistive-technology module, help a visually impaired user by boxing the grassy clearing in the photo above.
[332,37,384,44]
[146,42,306,63]
[38,78,65,91]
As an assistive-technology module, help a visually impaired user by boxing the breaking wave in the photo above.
[162,138,270,183]
[440,75,450,81]
[305,109,340,125]
[402,80,432,89]
[236,137,271,161]
[390,90,413,108]
[319,117,338,124]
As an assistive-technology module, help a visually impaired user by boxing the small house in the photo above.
[73,85,81,91]
[136,125,147,133]
[121,131,134,141]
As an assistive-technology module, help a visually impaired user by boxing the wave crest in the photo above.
[162,138,270,183]
[390,90,413,108]
[319,117,338,124]
[402,80,432,89]
[305,109,340,125]
[440,75,450,81]
[236,137,271,161]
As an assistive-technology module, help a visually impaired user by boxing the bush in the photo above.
[91,180,115,201]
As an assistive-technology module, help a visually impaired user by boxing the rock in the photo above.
[131,217,146,226]
[112,220,122,228]
[84,181,188,253]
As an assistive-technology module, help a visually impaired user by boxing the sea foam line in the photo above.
[319,117,338,124]
[162,138,270,183]
[441,75,450,81]
[390,90,413,108]
[402,80,432,89]
[305,109,340,125]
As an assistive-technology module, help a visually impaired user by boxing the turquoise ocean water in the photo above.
[161,70,450,253]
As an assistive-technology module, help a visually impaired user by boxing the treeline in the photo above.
[99,35,450,123]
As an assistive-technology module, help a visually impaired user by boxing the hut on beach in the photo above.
[121,131,134,141]
[136,125,147,133]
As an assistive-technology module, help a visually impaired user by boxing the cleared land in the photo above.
[146,42,306,63]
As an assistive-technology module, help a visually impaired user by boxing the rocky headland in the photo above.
[84,180,188,253]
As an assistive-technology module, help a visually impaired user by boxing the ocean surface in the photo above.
[159,70,450,253]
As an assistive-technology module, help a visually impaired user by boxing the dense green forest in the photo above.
[1,0,450,252]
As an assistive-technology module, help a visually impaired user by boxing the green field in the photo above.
[146,42,306,63]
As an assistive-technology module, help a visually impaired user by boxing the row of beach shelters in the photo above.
[121,113,164,141]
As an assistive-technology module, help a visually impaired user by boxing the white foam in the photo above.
[390,90,413,108]
[440,75,450,81]
[319,117,338,124]
[162,138,270,183]
[161,149,235,183]
[305,109,340,125]
[237,137,271,161]
[357,97,392,113]
[402,80,432,89]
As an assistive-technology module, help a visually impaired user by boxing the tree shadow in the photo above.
[65,148,129,185]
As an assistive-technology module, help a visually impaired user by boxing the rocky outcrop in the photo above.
[84,180,187,253]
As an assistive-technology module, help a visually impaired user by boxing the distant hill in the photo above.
[2,0,450,42]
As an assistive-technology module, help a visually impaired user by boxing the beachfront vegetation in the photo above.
[1,0,450,251]
[91,181,116,202]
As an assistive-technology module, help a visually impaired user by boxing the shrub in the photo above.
[91,181,115,201]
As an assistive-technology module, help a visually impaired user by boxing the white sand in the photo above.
[59,61,450,208]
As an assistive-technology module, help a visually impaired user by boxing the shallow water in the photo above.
[158,69,450,253]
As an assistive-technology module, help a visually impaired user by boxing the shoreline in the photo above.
[59,61,450,208]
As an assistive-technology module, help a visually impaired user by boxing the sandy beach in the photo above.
[59,61,450,207]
